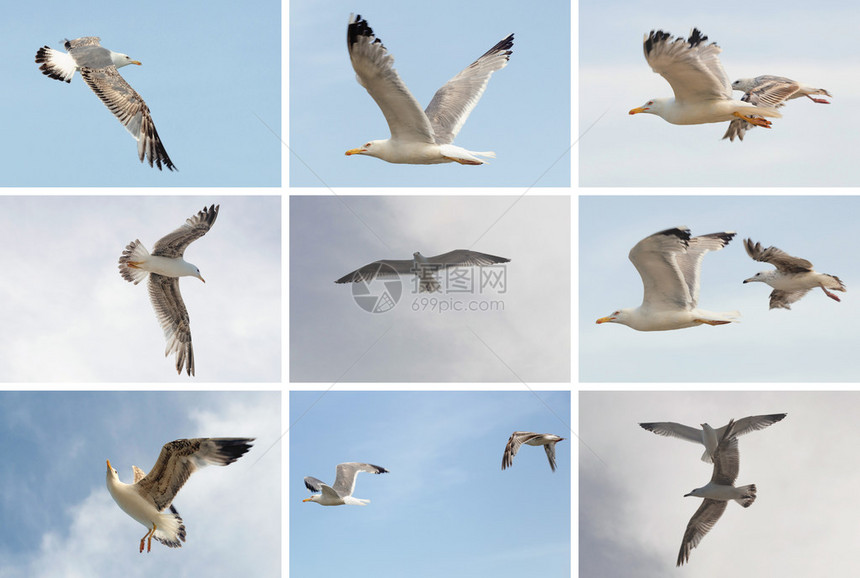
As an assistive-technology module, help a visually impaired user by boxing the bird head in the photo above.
[629,98,669,117]
[743,272,767,284]
[345,140,385,158]
[596,309,628,325]
[110,51,141,68]
[731,78,754,92]
[302,495,320,504]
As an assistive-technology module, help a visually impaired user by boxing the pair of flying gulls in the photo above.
[630,28,831,140]
[596,227,845,331]
[302,432,565,507]
[106,437,254,552]
[639,413,786,565]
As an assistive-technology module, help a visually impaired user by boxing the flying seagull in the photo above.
[724,76,832,141]
[35,37,176,170]
[743,238,846,309]
[106,437,254,553]
[302,462,389,506]
[677,419,757,566]
[345,14,513,165]
[640,413,786,463]
[596,227,739,331]
[629,29,782,139]
[118,204,219,376]
[336,249,510,293]
[501,432,565,472]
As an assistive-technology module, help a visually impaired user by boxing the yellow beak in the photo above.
[345,148,364,156]
[629,107,648,115]
[131,61,142,66]
[595,316,614,324]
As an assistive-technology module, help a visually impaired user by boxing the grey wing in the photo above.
[711,421,740,485]
[347,15,435,144]
[730,413,787,436]
[66,37,103,50]
[425,250,510,267]
[132,465,146,484]
[152,205,219,258]
[424,34,513,145]
[675,232,735,306]
[303,476,325,493]
[148,274,194,376]
[78,66,175,171]
[677,499,728,566]
[502,431,537,470]
[769,289,810,310]
[543,442,558,472]
[639,422,704,444]
[628,227,693,310]
[743,239,813,273]
[137,438,253,511]
[644,29,730,103]
[331,462,389,497]
[335,259,416,284]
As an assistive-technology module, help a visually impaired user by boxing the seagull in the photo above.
[106,438,254,553]
[35,37,176,170]
[640,413,786,463]
[677,419,757,566]
[345,14,513,165]
[336,249,510,293]
[118,204,219,376]
[501,432,565,472]
[743,238,846,309]
[302,463,389,506]
[724,76,832,141]
[629,29,782,138]
[596,227,739,331]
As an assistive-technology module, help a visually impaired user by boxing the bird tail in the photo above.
[438,145,495,165]
[735,484,757,508]
[152,505,186,548]
[118,239,151,285]
[34,46,77,83]
[827,274,846,292]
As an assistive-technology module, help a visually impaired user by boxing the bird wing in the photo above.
[331,462,389,497]
[335,258,417,284]
[424,34,513,145]
[644,29,730,103]
[136,438,253,511]
[628,227,695,311]
[151,204,219,259]
[676,498,728,566]
[639,421,704,444]
[769,289,810,310]
[148,274,194,376]
[303,476,325,493]
[543,441,558,472]
[743,239,813,273]
[721,413,787,437]
[711,419,740,485]
[501,431,539,469]
[424,249,511,267]
[723,77,800,141]
[347,15,435,144]
[132,465,146,484]
[78,66,175,171]
[66,37,102,50]
[675,232,736,307]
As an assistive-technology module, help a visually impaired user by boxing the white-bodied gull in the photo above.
[640,413,786,463]
[596,227,739,331]
[35,37,176,170]
[106,437,254,553]
[501,432,565,472]
[724,76,832,141]
[303,462,389,506]
[345,14,513,164]
[743,238,846,309]
[629,29,781,138]
[336,249,510,293]
[677,419,757,566]
[119,204,219,376]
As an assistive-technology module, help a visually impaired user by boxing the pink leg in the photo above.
[821,286,841,302]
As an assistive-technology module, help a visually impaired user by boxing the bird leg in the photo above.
[695,319,732,326]
[732,112,772,128]
[806,95,830,104]
[820,286,841,302]
[139,525,157,553]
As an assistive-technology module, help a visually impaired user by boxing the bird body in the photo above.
[303,462,389,506]
[501,432,565,472]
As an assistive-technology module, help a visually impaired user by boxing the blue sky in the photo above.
[0,196,281,381]
[580,195,860,382]
[580,0,860,186]
[290,390,571,577]
[289,0,570,188]
[0,391,280,578]
[290,195,570,382]
[581,391,860,576]
[1,0,280,186]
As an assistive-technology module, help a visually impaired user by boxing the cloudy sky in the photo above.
[579,0,860,186]
[580,195,860,382]
[1,0,280,186]
[290,390,571,577]
[0,391,280,578]
[580,390,860,576]
[290,195,570,382]
[0,196,281,382]
[289,0,570,188]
